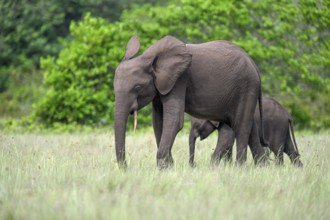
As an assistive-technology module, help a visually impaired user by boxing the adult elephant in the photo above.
[114,35,266,169]
[189,97,303,167]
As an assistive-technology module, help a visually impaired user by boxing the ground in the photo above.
[0,130,329,220]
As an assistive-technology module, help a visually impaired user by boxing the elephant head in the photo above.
[114,35,192,168]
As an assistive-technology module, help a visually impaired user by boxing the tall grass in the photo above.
[0,130,329,220]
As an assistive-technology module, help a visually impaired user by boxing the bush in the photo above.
[33,12,165,127]
[34,15,118,126]
[33,0,330,129]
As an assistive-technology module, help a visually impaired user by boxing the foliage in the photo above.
[33,12,161,127]
[35,15,116,126]
[0,0,82,116]
[0,0,167,119]
[122,0,330,128]
[0,68,44,118]
[32,0,329,129]
[0,0,167,70]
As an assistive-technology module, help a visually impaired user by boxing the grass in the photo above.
[0,130,329,220]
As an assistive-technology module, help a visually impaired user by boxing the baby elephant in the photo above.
[189,97,303,167]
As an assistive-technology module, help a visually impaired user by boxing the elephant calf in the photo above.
[189,97,303,167]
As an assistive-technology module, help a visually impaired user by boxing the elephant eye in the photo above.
[134,85,142,91]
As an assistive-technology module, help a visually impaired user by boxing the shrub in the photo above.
[33,0,330,129]
[34,15,119,126]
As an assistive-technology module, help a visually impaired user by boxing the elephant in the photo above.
[114,35,267,169]
[189,97,303,167]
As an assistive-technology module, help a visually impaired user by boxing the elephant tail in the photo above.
[251,59,268,147]
[288,118,300,155]
[258,89,268,147]
[256,66,269,147]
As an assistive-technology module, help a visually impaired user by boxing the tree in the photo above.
[34,0,330,129]
[0,0,167,118]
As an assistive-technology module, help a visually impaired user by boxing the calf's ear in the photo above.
[210,121,220,128]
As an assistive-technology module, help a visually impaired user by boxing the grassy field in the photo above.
[0,130,329,220]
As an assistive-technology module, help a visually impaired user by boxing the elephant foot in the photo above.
[224,159,233,165]
[234,159,247,167]
[293,159,303,168]
[189,161,196,168]
[117,160,127,170]
[210,157,221,167]
[254,155,270,167]
[211,152,225,167]
[157,156,174,169]
[275,160,284,166]
[256,159,270,167]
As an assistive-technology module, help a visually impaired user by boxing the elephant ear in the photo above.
[143,36,192,95]
[123,35,140,60]
[210,121,220,128]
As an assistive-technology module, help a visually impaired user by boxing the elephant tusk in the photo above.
[134,110,138,133]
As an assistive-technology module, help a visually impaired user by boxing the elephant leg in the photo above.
[156,77,186,169]
[152,97,163,148]
[275,146,284,166]
[211,123,235,166]
[248,120,268,165]
[232,98,257,165]
[284,132,303,167]
[267,137,285,165]
[222,144,233,163]
[156,103,184,168]
[189,128,197,167]
[235,134,249,165]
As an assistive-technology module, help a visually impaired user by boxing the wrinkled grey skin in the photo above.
[189,97,303,167]
[114,35,265,169]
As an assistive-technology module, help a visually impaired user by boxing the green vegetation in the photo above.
[0,0,167,69]
[0,0,166,123]
[0,0,329,130]
[1,131,329,219]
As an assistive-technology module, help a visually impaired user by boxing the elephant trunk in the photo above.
[189,128,197,167]
[114,97,130,169]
